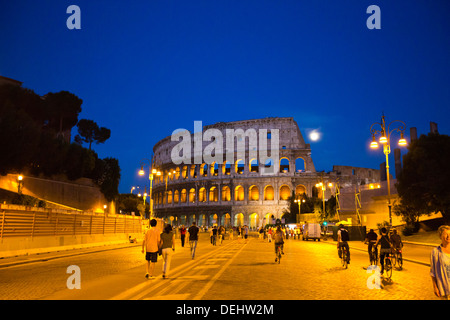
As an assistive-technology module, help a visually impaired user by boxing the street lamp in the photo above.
[315,181,333,217]
[17,175,24,195]
[369,113,407,227]
[139,159,161,219]
[294,196,305,223]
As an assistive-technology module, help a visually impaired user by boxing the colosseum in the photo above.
[150,117,380,229]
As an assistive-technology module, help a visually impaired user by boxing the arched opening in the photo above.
[222,185,231,201]
[264,185,274,201]
[235,185,244,201]
[182,166,188,179]
[223,161,231,175]
[198,187,206,202]
[249,185,259,201]
[295,157,306,172]
[279,184,291,200]
[198,214,206,226]
[280,157,290,172]
[250,158,259,173]
[180,189,187,203]
[190,165,197,178]
[235,213,244,227]
[209,186,218,202]
[249,213,259,229]
[235,159,245,174]
[167,191,173,204]
[264,213,275,225]
[200,163,208,177]
[295,184,307,196]
[222,213,231,227]
[211,162,219,176]
[189,188,196,203]
[173,190,179,203]
[210,213,218,226]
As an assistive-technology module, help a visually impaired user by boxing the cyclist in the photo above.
[375,227,391,274]
[274,226,285,262]
[337,224,350,264]
[365,229,378,264]
[390,228,403,251]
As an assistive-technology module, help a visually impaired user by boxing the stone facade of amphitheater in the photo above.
[150,117,380,229]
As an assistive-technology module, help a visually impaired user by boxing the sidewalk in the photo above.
[0,242,140,269]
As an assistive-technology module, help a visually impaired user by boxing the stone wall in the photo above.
[0,174,108,212]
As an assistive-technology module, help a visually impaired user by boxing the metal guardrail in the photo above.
[0,204,144,239]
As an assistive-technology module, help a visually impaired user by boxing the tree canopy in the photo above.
[75,119,111,150]
[396,132,450,224]
[0,84,120,203]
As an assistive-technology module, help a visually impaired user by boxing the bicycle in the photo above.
[384,255,393,279]
[392,247,403,270]
[369,243,378,266]
[275,244,282,264]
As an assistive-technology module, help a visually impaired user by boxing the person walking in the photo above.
[430,225,450,299]
[211,225,217,246]
[142,219,161,279]
[218,225,225,245]
[160,224,175,279]
[179,225,186,247]
[244,225,249,243]
[188,221,200,259]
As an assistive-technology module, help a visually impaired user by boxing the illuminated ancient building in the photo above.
[150,117,380,228]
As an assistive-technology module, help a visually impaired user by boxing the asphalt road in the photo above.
[0,234,438,300]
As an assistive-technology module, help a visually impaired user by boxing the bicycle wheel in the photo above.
[370,248,377,266]
[277,248,282,264]
[390,250,396,267]
[397,251,403,270]
[385,258,392,279]
[373,249,378,266]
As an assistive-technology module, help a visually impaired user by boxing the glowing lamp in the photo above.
[370,141,378,149]
[370,135,379,149]
[398,133,407,146]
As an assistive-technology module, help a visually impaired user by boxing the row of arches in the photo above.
[152,157,307,184]
[154,184,307,205]
[164,212,283,229]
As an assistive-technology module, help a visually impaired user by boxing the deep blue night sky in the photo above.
[1,0,449,193]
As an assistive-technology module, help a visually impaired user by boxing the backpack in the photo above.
[340,229,349,241]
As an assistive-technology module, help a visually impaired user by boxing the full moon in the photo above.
[309,131,320,141]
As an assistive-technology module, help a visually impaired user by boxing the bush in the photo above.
[402,223,420,236]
